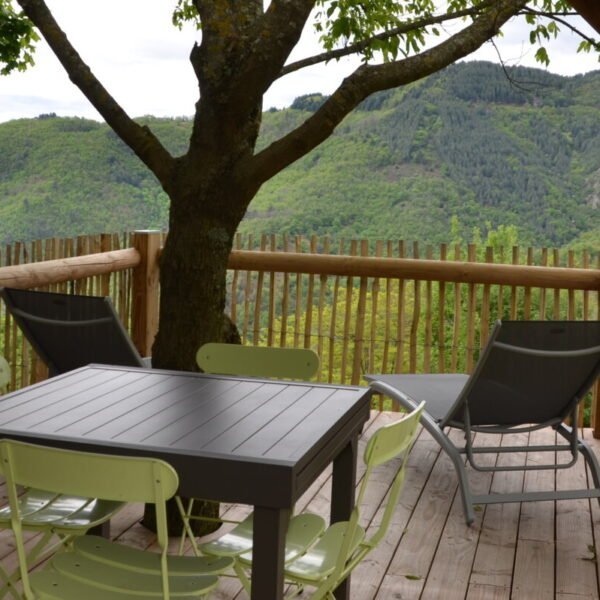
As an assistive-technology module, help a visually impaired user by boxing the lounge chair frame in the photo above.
[368,320,600,525]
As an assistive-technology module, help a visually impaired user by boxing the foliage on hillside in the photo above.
[249,62,600,249]
[0,61,598,249]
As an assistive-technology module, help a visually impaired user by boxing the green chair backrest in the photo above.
[197,343,320,380]
[0,356,9,392]
[328,401,425,590]
[0,439,179,599]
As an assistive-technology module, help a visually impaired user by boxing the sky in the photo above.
[0,1,598,124]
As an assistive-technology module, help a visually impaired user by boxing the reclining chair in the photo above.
[367,320,600,525]
[0,287,148,376]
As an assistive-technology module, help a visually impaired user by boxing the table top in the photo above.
[0,365,371,507]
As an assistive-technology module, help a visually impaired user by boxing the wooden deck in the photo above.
[3,410,600,599]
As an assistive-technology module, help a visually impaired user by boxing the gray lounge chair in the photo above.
[0,287,149,377]
[367,320,600,525]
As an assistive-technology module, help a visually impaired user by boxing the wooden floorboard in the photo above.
[2,411,600,599]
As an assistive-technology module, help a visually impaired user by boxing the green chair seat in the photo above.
[201,512,325,562]
[49,550,218,597]
[0,490,123,531]
[280,521,366,582]
[31,568,216,599]
[75,535,232,575]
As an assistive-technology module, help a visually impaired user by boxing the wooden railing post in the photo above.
[131,231,162,358]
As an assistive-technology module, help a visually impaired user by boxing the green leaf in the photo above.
[0,0,39,76]
[534,46,550,67]
[172,0,200,30]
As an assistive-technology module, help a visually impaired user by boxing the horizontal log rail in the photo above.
[0,248,140,290]
[228,250,600,291]
[0,243,596,296]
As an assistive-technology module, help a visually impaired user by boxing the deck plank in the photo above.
[555,430,599,599]
[419,430,498,600]
[511,428,557,600]
[468,431,528,594]
[375,429,464,599]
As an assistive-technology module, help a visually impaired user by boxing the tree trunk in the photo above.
[142,177,249,535]
[153,206,235,371]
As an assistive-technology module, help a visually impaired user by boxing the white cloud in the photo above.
[464,15,599,75]
[0,1,597,123]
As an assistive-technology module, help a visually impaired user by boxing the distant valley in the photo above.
[0,61,598,250]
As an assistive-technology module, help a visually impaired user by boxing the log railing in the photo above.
[0,231,598,431]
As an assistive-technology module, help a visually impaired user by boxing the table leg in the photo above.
[331,434,359,600]
[251,506,291,600]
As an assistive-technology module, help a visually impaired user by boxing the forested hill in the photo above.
[0,61,598,248]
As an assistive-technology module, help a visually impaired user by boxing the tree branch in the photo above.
[280,0,497,77]
[521,7,600,47]
[16,0,176,186]
[248,0,528,186]
[226,0,316,104]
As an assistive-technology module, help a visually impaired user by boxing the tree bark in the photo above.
[143,164,253,534]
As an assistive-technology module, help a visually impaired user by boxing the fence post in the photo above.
[131,230,162,358]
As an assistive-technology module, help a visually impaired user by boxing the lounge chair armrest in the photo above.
[368,380,421,413]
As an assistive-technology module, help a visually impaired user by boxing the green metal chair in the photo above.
[177,344,324,591]
[236,400,424,599]
[0,358,126,599]
[0,438,233,599]
[196,343,320,381]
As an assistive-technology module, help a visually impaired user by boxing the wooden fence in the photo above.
[226,233,599,417]
[0,233,136,389]
[0,231,598,428]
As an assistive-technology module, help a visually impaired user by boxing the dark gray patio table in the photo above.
[0,364,371,600]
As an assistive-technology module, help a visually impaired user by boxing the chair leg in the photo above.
[578,438,600,506]
[175,496,201,556]
[419,421,476,525]
[233,560,252,596]
[0,565,21,600]
[0,529,60,598]
[446,442,476,526]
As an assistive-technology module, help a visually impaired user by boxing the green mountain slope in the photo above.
[0,61,598,248]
